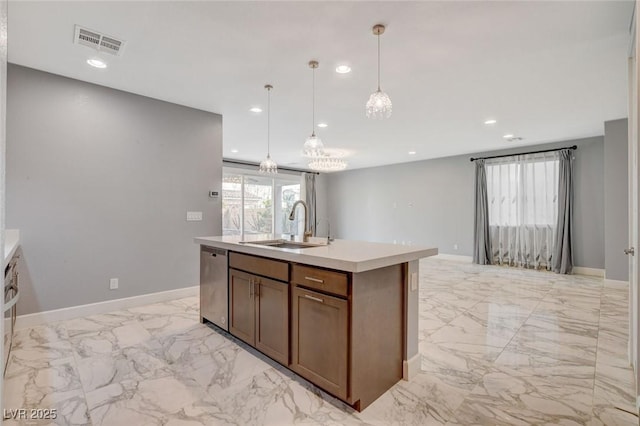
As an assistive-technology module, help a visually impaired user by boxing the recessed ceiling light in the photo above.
[336,65,351,74]
[231,149,239,154]
[317,123,328,128]
[249,107,262,113]
[503,134,514,139]
[484,119,497,125]
[86,58,107,69]
[408,151,416,155]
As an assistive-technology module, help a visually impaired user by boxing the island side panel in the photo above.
[403,260,420,380]
[350,263,404,411]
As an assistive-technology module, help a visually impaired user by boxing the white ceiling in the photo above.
[8,1,633,170]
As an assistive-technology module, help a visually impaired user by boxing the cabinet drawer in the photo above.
[229,252,289,282]
[291,264,348,297]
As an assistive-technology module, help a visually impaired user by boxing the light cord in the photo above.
[267,86,271,156]
[312,66,316,136]
[377,33,381,91]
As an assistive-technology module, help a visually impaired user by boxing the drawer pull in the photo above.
[304,294,324,303]
[304,276,324,283]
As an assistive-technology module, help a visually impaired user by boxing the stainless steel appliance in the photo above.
[200,246,228,331]
[4,255,19,377]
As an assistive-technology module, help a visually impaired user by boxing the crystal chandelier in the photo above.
[302,60,325,157]
[308,156,348,172]
[259,84,278,174]
[366,24,392,119]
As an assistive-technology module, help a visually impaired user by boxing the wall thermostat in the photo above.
[209,191,219,199]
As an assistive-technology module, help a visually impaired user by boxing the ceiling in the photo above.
[8,1,634,170]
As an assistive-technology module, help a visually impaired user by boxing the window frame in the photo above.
[222,166,303,237]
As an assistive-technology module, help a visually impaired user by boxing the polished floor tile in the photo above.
[3,259,638,425]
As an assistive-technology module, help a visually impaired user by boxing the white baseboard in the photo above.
[14,285,199,330]
[604,279,629,289]
[433,254,473,263]
[432,256,605,278]
[573,266,605,278]
[402,353,421,381]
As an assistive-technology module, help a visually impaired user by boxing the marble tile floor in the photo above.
[3,258,638,425]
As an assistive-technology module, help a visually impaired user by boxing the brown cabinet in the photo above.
[228,262,289,366]
[291,285,349,400]
[291,262,404,411]
[255,275,289,364]
[223,251,404,412]
[229,269,255,345]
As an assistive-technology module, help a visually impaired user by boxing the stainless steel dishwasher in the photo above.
[200,246,228,331]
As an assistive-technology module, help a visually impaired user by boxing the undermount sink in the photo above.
[239,239,326,249]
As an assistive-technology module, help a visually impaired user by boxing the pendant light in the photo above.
[259,84,278,174]
[302,60,325,157]
[366,24,392,119]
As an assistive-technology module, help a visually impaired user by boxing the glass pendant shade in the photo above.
[308,155,348,172]
[366,89,393,119]
[259,154,278,174]
[303,133,324,157]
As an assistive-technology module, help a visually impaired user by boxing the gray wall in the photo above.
[327,136,605,269]
[7,65,222,315]
[604,118,629,281]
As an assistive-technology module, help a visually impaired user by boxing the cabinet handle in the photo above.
[250,279,254,298]
[255,280,260,297]
[304,276,324,284]
[304,294,324,303]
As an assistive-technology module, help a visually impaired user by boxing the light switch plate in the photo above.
[410,273,418,291]
[186,211,203,221]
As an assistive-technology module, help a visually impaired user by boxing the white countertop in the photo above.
[5,229,20,266]
[194,234,438,273]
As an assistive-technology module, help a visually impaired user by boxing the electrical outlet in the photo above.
[186,211,203,221]
[453,244,459,251]
[410,273,418,291]
[109,278,119,290]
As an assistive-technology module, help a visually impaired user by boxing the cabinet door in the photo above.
[229,269,255,345]
[291,286,348,400]
[255,277,289,365]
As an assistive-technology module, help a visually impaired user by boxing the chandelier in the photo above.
[259,84,278,174]
[302,60,325,157]
[308,151,348,173]
[366,24,392,119]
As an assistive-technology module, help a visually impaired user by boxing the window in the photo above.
[486,157,559,227]
[222,170,302,237]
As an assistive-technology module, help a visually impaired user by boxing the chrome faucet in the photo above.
[288,200,312,242]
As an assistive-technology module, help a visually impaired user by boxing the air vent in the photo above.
[74,25,126,56]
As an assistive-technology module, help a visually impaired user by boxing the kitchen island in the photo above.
[194,234,437,411]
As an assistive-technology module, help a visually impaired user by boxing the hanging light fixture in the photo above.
[366,24,392,119]
[308,155,348,173]
[302,60,325,157]
[259,84,278,174]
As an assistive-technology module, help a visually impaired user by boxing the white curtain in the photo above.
[486,152,559,270]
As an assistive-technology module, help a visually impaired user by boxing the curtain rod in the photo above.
[469,145,577,162]
[223,158,319,175]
